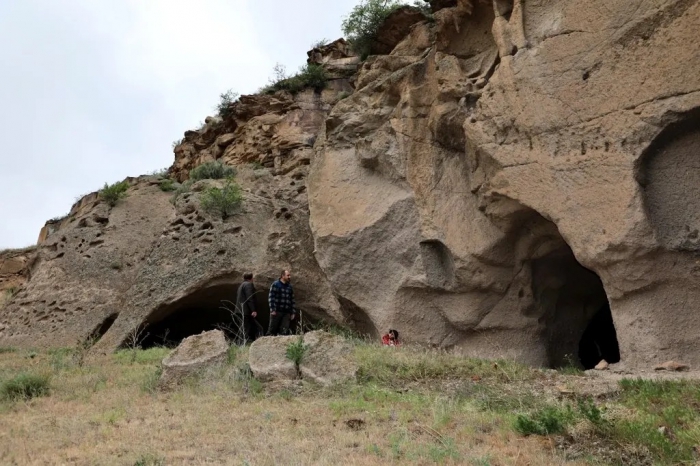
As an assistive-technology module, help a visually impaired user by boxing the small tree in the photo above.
[189,161,236,181]
[199,181,243,220]
[99,181,129,207]
[216,89,239,121]
[342,0,430,59]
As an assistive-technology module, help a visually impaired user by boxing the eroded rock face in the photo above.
[309,0,700,368]
[0,45,357,351]
[159,329,228,388]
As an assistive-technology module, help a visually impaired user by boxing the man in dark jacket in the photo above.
[267,269,296,336]
[236,272,263,342]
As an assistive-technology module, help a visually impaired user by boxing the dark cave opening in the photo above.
[532,245,620,369]
[139,283,271,348]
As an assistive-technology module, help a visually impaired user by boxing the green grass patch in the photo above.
[354,344,535,387]
[1,373,51,401]
[114,347,170,365]
[514,404,574,436]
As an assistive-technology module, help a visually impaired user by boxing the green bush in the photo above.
[261,63,328,95]
[158,179,176,192]
[285,337,309,366]
[189,161,236,182]
[1,373,51,401]
[216,89,239,121]
[199,181,243,220]
[99,180,130,207]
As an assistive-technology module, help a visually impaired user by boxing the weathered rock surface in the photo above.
[248,331,358,386]
[248,335,298,382]
[300,330,358,385]
[0,44,357,351]
[159,329,228,388]
[308,0,700,368]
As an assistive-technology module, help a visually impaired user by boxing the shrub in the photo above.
[260,63,328,95]
[342,1,430,59]
[1,373,50,401]
[311,38,330,49]
[216,89,239,121]
[99,180,129,207]
[285,337,309,366]
[199,181,243,220]
[189,161,236,182]
[158,179,176,192]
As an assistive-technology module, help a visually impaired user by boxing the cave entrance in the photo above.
[138,283,271,348]
[531,244,620,369]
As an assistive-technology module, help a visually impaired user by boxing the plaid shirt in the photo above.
[269,280,295,314]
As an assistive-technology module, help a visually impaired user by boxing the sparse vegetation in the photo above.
[189,161,236,182]
[171,138,184,149]
[338,91,351,100]
[170,180,193,205]
[285,336,309,367]
[249,161,265,170]
[99,180,130,207]
[259,63,328,95]
[199,181,243,220]
[158,178,176,192]
[1,372,50,401]
[216,89,240,121]
[311,38,330,49]
[342,0,431,59]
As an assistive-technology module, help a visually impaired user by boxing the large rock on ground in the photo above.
[159,330,228,387]
[249,331,358,385]
[248,335,299,382]
[300,330,358,385]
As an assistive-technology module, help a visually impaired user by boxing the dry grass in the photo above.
[0,342,696,465]
[0,345,583,466]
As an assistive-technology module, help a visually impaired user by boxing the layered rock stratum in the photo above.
[1,1,699,369]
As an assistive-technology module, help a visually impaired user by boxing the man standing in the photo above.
[267,270,296,336]
[236,272,263,343]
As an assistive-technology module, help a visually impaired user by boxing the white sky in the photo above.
[0,0,359,248]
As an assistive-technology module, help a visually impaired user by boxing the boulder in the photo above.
[159,330,228,388]
[249,335,298,382]
[300,330,358,386]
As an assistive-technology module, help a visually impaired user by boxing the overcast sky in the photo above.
[0,0,358,249]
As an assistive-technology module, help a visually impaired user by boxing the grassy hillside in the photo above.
[0,340,698,465]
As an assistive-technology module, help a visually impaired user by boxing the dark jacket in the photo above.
[268,280,295,314]
[236,281,257,315]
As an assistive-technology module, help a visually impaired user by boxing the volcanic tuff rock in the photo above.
[308,0,700,367]
[2,0,700,370]
[159,329,228,388]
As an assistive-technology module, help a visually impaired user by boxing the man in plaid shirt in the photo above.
[267,269,296,336]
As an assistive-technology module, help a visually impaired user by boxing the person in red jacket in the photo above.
[382,329,400,346]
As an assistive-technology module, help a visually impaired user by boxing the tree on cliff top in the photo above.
[342,0,431,59]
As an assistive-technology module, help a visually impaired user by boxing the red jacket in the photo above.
[382,334,400,346]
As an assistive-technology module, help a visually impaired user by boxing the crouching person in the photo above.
[267,269,296,336]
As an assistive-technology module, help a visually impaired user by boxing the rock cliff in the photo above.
[2,0,699,369]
